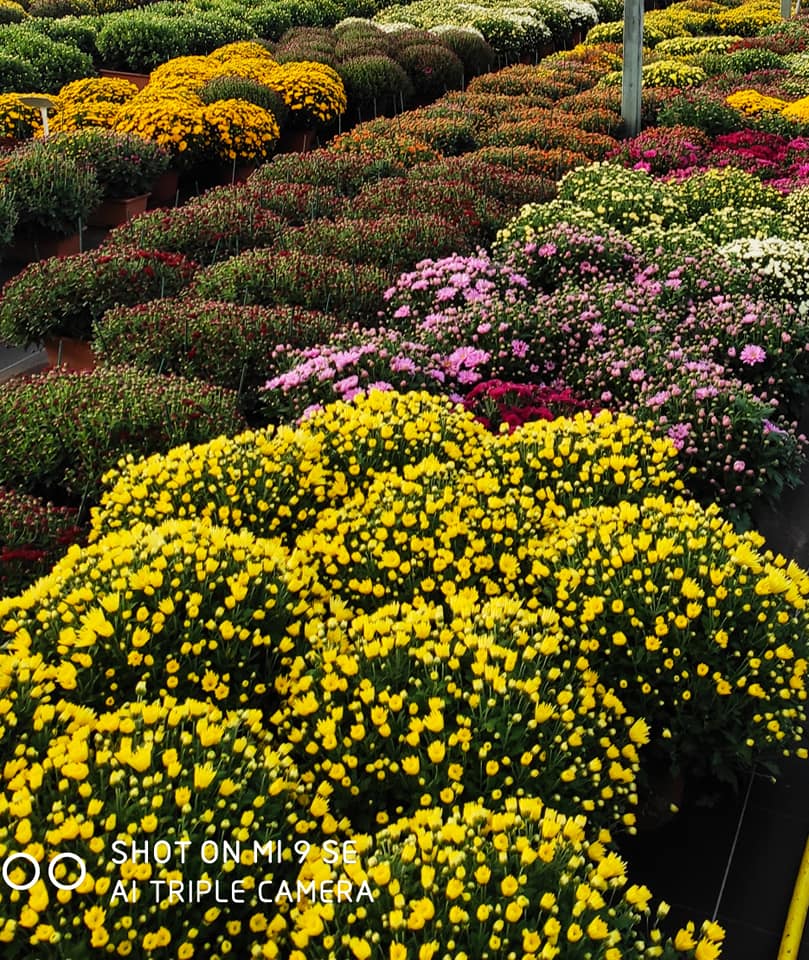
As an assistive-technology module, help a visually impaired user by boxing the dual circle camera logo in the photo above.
[2,852,87,892]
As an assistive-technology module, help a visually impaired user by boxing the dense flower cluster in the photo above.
[202,98,280,162]
[2,360,806,951]
[264,61,347,125]
[57,76,139,107]
[0,487,83,596]
[0,93,42,139]
[290,800,727,960]
[0,690,324,956]
[113,93,210,163]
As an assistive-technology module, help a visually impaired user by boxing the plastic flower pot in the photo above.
[44,336,97,372]
[5,230,83,264]
[99,68,150,90]
[87,193,150,228]
[147,169,179,208]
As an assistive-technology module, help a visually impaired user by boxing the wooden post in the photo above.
[621,0,644,137]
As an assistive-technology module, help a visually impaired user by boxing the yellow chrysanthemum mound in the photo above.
[0,518,297,714]
[270,592,644,832]
[91,390,680,541]
[0,92,43,139]
[207,40,278,65]
[58,76,139,106]
[782,95,809,123]
[112,92,209,160]
[263,60,347,124]
[147,55,220,95]
[0,697,333,956]
[203,98,280,163]
[726,88,791,115]
[49,99,122,133]
[286,800,727,960]
[50,78,140,133]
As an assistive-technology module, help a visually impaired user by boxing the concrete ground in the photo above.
[0,344,47,383]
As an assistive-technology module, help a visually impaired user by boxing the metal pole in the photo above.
[621,0,644,137]
[781,0,792,17]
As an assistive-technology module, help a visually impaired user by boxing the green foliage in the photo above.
[95,298,338,422]
[784,185,809,238]
[244,3,293,40]
[1,143,101,240]
[189,248,389,323]
[337,54,413,112]
[658,89,744,135]
[585,20,666,46]
[0,185,17,252]
[0,25,92,91]
[171,11,252,55]
[95,11,180,71]
[27,0,96,18]
[396,41,464,98]
[0,365,244,505]
[0,247,197,346]
[557,161,682,230]
[25,15,99,56]
[0,51,35,91]
[103,187,286,265]
[676,166,785,220]
[200,74,289,126]
[0,1,25,24]
[274,0,342,27]
[44,129,170,199]
[429,26,495,76]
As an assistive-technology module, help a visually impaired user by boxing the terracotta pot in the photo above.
[87,193,150,228]
[277,128,318,154]
[44,337,97,372]
[6,231,82,264]
[99,68,150,90]
[147,170,180,208]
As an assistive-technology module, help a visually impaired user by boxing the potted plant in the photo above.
[394,41,466,103]
[0,365,244,508]
[43,129,171,226]
[0,247,198,360]
[96,11,184,77]
[113,91,210,187]
[336,55,414,121]
[0,54,37,104]
[0,142,102,260]
[103,185,286,264]
[200,74,290,128]
[201,98,281,182]
[0,26,92,92]
[264,60,347,151]
[94,297,337,422]
[428,26,496,78]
